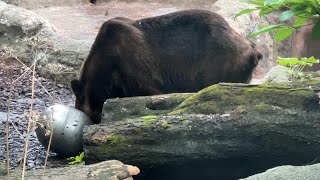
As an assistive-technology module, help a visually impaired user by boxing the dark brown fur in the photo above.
[71,9,263,124]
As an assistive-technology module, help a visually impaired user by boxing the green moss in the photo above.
[168,109,184,115]
[140,115,157,127]
[106,133,125,144]
[114,118,135,126]
[302,78,320,85]
[254,103,272,110]
[143,119,157,128]
[141,115,158,120]
[169,82,318,115]
[97,134,129,156]
[161,120,172,128]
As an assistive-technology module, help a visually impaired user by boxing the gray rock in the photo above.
[251,65,291,84]
[0,0,88,9]
[265,65,292,83]
[0,1,91,84]
[241,163,320,180]
[102,93,192,124]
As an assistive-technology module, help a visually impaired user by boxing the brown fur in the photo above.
[71,9,263,124]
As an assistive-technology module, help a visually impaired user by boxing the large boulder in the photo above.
[1,160,140,180]
[84,80,320,179]
[1,0,89,9]
[241,163,320,180]
[0,1,92,84]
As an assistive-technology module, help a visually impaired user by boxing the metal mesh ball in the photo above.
[35,104,93,157]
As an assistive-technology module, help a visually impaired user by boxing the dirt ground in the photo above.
[32,1,182,42]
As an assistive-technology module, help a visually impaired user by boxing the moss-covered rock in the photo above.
[101,93,193,124]
[171,81,320,115]
[85,80,320,180]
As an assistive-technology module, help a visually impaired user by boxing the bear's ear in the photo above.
[71,80,84,100]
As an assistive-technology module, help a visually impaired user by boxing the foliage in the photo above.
[276,56,320,79]
[236,0,320,42]
[66,151,85,165]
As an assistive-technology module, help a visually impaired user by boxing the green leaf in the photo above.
[283,0,305,3]
[259,8,276,16]
[301,57,309,62]
[304,7,313,13]
[293,16,308,27]
[235,9,257,19]
[275,28,294,42]
[277,57,299,67]
[66,157,75,161]
[305,56,320,63]
[297,72,305,77]
[290,4,304,10]
[68,161,76,165]
[297,60,308,65]
[79,152,85,159]
[278,9,301,21]
[305,0,318,7]
[311,20,320,40]
[249,25,285,38]
[264,0,283,5]
[277,59,290,67]
[248,0,265,6]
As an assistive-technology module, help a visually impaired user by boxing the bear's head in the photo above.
[71,79,105,124]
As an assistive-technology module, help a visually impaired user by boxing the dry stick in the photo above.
[7,121,24,140]
[41,117,53,178]
[12,59,37,84]
[41,76,56,178]
[12,47,50,179]
[21,56,37,180]
[5,58,14,180]
[14,57,53,98]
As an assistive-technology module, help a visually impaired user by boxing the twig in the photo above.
[5,58,13,179]
[12,60,37,84]
[13,49,53,98]
[9,121,25,140]
[41,73,56,178]
[21,53,37,180]
[41,90,55,178]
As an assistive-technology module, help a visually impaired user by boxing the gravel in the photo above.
[0,58,76,170]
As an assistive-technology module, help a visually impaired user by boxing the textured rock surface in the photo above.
[250,65,291,84]
[1,0,89,9]
[242,163,320,180]
[84,81,320,179]
[2,160,139,180]
[101,93,193,124]
[0,1,92,84]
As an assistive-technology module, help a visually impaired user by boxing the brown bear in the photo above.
[71,9,263,124]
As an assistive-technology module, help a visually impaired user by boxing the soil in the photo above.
[0,58,75,170]
[31,1,182,42]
